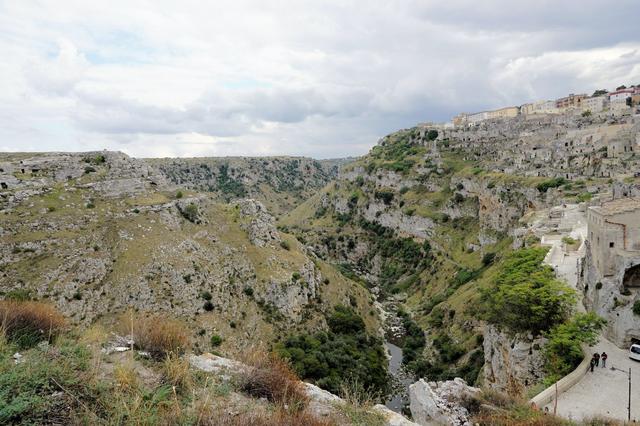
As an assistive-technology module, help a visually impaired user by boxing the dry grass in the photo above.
[162,352,192,393]
[238,350,309,411]
[0,300,65,347]
[468,389,572,426]
[114,363,140,393]
[201,407,335,426]
[118,312,189,359]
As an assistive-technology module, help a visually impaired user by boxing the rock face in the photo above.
[409,378,480,426]
[149,156,351,215]
[482,325,546,394]
[579,242,640,347]
[237,199,281,247]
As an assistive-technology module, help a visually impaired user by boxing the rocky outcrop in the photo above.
[237,199,281,247]
[409,378,480,426]
[482,325,546,394]
[189,353,418,426]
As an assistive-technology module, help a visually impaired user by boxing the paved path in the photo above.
[545,337,640,422]
[539,204,640,422]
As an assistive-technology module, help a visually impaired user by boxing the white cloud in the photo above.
[0,0,638,158]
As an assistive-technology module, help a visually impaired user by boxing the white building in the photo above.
[608,88,635,103]
[582,96,608,113]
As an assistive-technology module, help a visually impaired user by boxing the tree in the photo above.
[427,129,439,141]
[480,248,577,335]
[582,110,592,117]
[616,85,627,90]
[626,97,633,107]
[592,89,608,97]
[543,312,605,381]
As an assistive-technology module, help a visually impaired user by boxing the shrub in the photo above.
[595,282,603,290]
[122,313,189,360]
[427,129,439,141]
[280,240,291,250]
[210,334,223,347]
[0,301,65,348]
[374,190,394,205]
[327,306,365,334]
[239,351,309,410]
[277,307,388,396]
[543,312,606,383]
[633,300,640,316]
[243,287,254,297]
[175,190,183,199]
[536,177,568,193]
[480,248,576,335]
[203,301,214,311]
[481,252,496,266]
[200,291,212,301]
[180,203,199,223]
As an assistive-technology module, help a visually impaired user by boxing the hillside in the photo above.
[0,152,377,356]
[148,156,354,215]
[279,120,616,391]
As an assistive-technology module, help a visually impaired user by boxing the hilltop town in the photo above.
[439,85,640,128]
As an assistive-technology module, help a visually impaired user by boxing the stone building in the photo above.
[582,197,640,347]
[556,93,587,110]
[582,95,608,113]
[587,197,640,280]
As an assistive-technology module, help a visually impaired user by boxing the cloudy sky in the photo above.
[0,1,639,158]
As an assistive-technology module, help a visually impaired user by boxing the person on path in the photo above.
[601,352,608,368]
[594,352,600,367]
[590,357,596,372]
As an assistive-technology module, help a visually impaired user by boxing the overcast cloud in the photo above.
[0,0,638,158]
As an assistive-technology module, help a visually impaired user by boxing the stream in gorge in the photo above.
[381,300,415,414]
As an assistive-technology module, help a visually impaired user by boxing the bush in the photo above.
[633,300,640,316]
[175,190,183,199]
[595,282,603,290]
[280,240,291,250]
[243,287,254,297]
[200,291,212,301]
[427,129,439,141]
[374,190,394,205]
[210,334,223,347]
[481,252,496,266]
[180,203,199,223]
[203,301,214,311]
[0,301,65,348]
[480,248,576,335]
[239,351,309,411]
[536,177,568,193]
[122,314,189,359]
[326,306,365,334]
[543,312,605,383]
[277,307,388,396]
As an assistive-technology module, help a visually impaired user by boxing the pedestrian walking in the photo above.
[590,357,595,372]
[601,352,607,368]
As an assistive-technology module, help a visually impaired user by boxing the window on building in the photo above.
[609,242,615,248]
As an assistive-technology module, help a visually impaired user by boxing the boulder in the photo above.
[409,378,480,426]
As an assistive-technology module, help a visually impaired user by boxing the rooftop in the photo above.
[590,197,640,216]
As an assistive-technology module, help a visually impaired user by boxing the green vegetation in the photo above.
[180,203,199,223]
[358,219,432,291]
[210,334,223,347]
[542,312,605,384]
[536,177,568,193]
[276,306,388,396]
[480,248,576,335]
[217,164,246,197]
[633,300,640,316]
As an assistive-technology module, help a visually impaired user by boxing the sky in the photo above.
[0,1,639,159]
